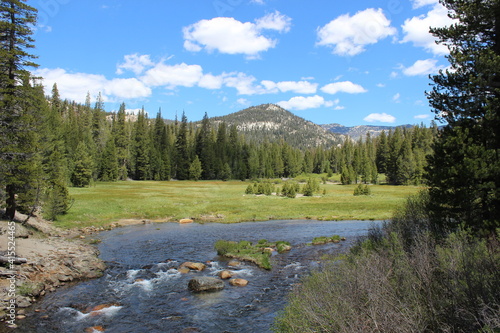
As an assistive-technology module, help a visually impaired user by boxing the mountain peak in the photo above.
[211,104,344,149]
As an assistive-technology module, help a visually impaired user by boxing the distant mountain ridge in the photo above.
[210,104,345,149]
[320,123,414,141]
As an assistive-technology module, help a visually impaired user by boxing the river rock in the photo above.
[88,303,120,316]
[188,277,224,292]
[227,260,241,267]
[179,219,193,224]
[85,326,105,332]
[178,267,190,274]
[218,270,233,279]
[180,262,206,271]
[229,278,248,287]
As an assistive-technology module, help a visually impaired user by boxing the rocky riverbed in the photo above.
[0,212,106,328]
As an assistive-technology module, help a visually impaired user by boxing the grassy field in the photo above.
[55,179,423,229]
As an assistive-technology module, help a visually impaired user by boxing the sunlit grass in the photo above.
[56,179,423,228]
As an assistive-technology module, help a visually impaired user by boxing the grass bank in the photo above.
[55,180,422,229]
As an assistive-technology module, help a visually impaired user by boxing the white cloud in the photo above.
[106,78,152,99]
[183,11,291,58]
[317,8,396,56]
[401,3,453,55]
[321,81,367,94]
[236,98,251,106]
[198,73,225,89]
[364,113,396,123]
[277,95,334,110]
[393,92,401,103]
[411,0,439,9]
[377,83,386,88]
[116,53,154,75]
[223,72,265,95]
[261,80,318,94]
[33,68,152,103]
[141,62,204,88]
[414,114,431,119]
[402,58,444,76]
[255,11,292,33]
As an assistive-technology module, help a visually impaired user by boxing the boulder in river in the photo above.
[229,278,248,287]
[179,219,193,224]
[188,277,224,292]
[227,260,241,267]
[180,262,206,271]
[219,270,233,279]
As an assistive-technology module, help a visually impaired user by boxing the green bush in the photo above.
[274,192,500,333]
[353,183,371,196]
[245,184,255,194]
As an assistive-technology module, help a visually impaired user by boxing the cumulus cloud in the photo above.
[183,11,291,58]
[141,62,204,88]
[411,0,439,9]
[33,68,152,103]
[320,81,367,94]
[364,112,396,123]
[393,92,401,103]
[261,80,318,94]
[277,95,335,110]
[317,8,396,56]
[401,3,453,55]
[402,58,444,76]
[255,11,292,33]
[414,114,431,119]
[105,78,152,99]
[116,53,155,75]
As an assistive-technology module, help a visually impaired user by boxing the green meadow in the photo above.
[55,179,422,229]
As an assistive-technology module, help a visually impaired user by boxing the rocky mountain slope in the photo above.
[210,104,345,149]
[321,123,413,141]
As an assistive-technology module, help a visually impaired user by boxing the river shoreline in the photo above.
[0,212,110,328]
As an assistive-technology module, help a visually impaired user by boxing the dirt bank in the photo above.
[0,212,106,328]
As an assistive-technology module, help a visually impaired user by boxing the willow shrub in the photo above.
[274,192,500,333]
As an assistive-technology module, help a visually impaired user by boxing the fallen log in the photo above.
[0,256,27,265]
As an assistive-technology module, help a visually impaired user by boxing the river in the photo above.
[17,219,380,333]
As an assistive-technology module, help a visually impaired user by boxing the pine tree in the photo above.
[196,113,215,179]
[114,103,130,180]
[189,155,203,181]
[100,138,119,181]
[133,107,151,180]
[0,0,40,219]
[42,83,71,219]
[71,141,94,187]
[174,112,190,180]
[427,0,500,236]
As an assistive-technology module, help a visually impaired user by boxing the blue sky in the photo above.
[30,0,453,126]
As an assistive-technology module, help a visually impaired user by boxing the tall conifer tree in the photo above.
[0,0,40,219]
[427,0,500,235]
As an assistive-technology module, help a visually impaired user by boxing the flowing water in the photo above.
[17,219,380,333]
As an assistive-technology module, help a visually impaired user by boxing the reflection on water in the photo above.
[18,220,380,333]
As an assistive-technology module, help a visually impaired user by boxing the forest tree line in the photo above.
[46,84,439,188]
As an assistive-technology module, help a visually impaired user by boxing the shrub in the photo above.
[274,195,500,333]
[353,183,371,196]
[245,184,255,194]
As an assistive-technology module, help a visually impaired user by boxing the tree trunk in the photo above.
[5,184,16,221]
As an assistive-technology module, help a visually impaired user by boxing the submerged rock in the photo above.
[180,262,206,271]
[229,278,248,287]
[188,277,224,292]
[227,260,241,267]
[219,270,233,279]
